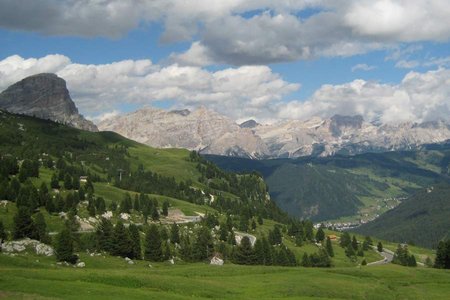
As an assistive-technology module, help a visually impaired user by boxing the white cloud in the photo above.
[395,60,420,69]
[351,63,377,72]
[0,1,449,65]
[0,54,299,121]
[277,68,450,124]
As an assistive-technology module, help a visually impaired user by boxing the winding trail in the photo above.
[367,246,394,266]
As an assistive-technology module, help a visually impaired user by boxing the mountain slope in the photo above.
[206,147,450,221]
[97,106,450,158]
[354,184,450,248]
[0,73,97,132]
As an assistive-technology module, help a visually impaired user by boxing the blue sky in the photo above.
[0,1,449,123]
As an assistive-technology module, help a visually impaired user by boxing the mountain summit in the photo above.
[99,107,450,158]
[0,73,97,131]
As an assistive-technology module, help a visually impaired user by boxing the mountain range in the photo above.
[98,106,450,159]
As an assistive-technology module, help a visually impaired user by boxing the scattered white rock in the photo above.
[102,211,113,219]
[120,213,130,221]
[210,256,224,266]
[0,200,9,207]
[1,238,54,256]
[77,262,86,268]
[169,258,174,265]
[148,264,153,268]
[128,260,134,265]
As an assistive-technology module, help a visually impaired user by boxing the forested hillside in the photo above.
[206,146,450,222]
[354,184,450,248]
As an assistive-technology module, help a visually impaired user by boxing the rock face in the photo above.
[98,107,268,159]
[0,73,97,132]
[99,107,450,158]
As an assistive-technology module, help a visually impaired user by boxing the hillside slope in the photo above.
[206,147,450,222]
[354,184,450,248]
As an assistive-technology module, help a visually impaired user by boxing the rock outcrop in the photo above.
[99,106,450,159]
[0,73,97,131]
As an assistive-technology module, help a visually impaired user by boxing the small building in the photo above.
[79,176,88,183]
[328,234,337,241]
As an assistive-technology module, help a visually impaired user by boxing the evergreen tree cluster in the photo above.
[434,240,450,269]
[392,244,417,267]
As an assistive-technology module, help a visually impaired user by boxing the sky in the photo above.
[0,0,449,124]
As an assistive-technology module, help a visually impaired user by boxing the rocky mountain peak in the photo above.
[0,73,97,132]
[239,119,259,129]
[329,114,364,136]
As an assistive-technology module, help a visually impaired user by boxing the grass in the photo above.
[0,252,449,299]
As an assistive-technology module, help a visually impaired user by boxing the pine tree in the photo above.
[151,205,160,221]
[251,219,257,231]
[95,197,106,215]
[144,224,163,261]
[340,232,351,248]
[316,227,325,243]
[234,236,256,265]
[351,235,358,250]
[238,214,249,232]
[64,174,72,190]
[129,224,141,259]
[193,226,214,261]
[162,200,169,217]
[112,221,133,258]
[45,197,55,214]
[254,238,264,265]
[434,240,447,269]
[377,242,383,252]
[226,215,234,231]
[0,220,7,242]
[257,215,263,225]
[269,226,282,245]
[33,212,50,244]
[38,182,49,207]
[301,252,311,267]
[55,226,77,264]
[170,223,180,244]
[345,244,356,257]
[72,176,80,190]
[325,236,334,257]
[295,231,304,247]
[228,230,236,246]
[180,233,193,261]
[96,218,114,252]
[162,240,172,260]
[13,206,36,239]
[133,194,140,211]
[78,186,85,201]
[50,173,60,189]
[54,194,65,212]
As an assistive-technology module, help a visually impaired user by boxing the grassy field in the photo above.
[0,252,449,299]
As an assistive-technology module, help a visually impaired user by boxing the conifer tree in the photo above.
[162,200,169,217]
[33,212,50,244]
[316,227,325,243]
[13,206,36,239]
[325,236,334,257]
[434,240,450,269]
[45,197,55,214]
[64,174,73,190]
[38,182,49,207]
[377,242,383,252]
[234,236,256,265]
[340,232,351,248]
[151,205,160,221]
[95,197,106,215]
[193,226,214,260]
[72,176,80,190]
[129,224,141,259]
[251,219,257,231]
[50,173,60,189]
[228,230,237,245]
[170,223,180,244]
[112,221,133,258]
[55,225,77,264]
[0,220,7,242]
[301,252,311,267]
[351,235,358,250]
[180,233,193,261]
[96,218,114,252]
[133,194,140,211]
[144,224,163,261]
[261,236,273,265]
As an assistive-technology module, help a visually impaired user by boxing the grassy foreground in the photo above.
[1,253,449,299]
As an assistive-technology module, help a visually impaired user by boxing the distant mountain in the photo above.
[98,107,268,158]
[354,184,450,248]
[98,107,450,158]
[0,73,97,132]
[205,145,450,221]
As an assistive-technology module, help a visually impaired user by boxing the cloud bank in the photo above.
[1,54,449,125]
[1,1,449,66]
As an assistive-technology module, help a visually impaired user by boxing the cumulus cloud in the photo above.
[0,54,299,121]
[1,1,449,65]
[351,63,377,72]
[277,68,450,124]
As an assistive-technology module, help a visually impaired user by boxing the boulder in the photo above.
[210,256,224,266]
